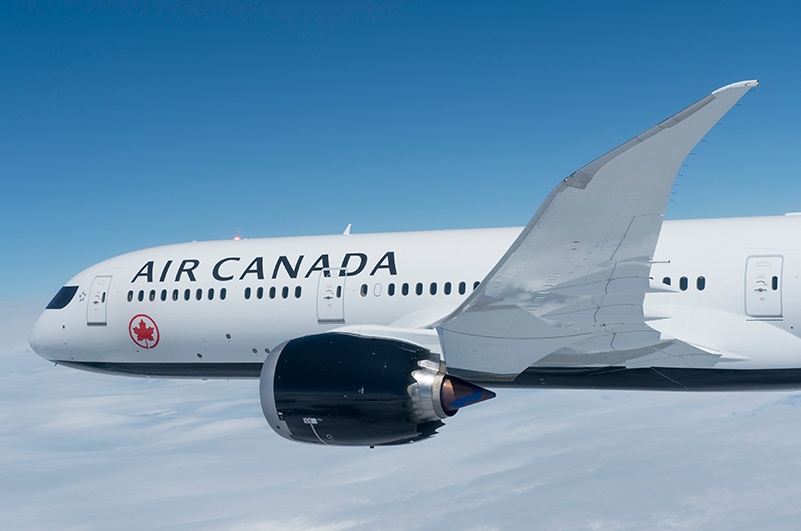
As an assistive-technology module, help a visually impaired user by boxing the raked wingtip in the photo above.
[712,79,759,96]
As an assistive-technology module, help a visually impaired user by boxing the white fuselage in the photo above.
[29,215,801,378]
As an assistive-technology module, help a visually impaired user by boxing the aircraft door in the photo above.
[317,268,346,323]
[87,275,112,325]
[745,256,783,318]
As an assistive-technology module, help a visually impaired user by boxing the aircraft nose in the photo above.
[30,284,82,361]
[29,312,61,361]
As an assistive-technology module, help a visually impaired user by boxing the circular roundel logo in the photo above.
[129,314,160,349]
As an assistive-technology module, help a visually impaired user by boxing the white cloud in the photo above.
[4,341,801,530]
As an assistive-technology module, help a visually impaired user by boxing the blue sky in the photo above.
[3,1,801,304]
[5,4,801,529]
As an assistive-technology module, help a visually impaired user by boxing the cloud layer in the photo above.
[4,343,801,530]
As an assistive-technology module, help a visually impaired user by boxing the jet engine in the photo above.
[259,332,495,446]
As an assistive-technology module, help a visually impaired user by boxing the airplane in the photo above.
[31,79,796,447]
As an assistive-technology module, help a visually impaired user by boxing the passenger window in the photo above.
[388,283,395,296]
[257,287,264,300]
[679,277,688,291]
[245,287,251,300]
[402,283,409,296]
[416,283,423,296]
[220,288,227,300]
[172,289,179,301]
[336,286,342,298]
[374,284,381,297]
[269,287,276,299]
[160,289,167,301]
[127,290,133,302]
[184,289,191,301]
[282,286,289,299]
[697,276,705,291]
[444,282,452,295]
[772,276,779,290]
[458,282,466,295]
[208,288,215,300]
[662,277,671,286]
[295,286,302,298]
[473,281,480,290]
[148,290,155,302]
[360,284,368,297]
[138,290,144,302]
[430,282,437,295]
[195,288,202,301]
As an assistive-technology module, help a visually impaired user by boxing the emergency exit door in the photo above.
[87,275,112,325]
[317,269,345,323]
[745,256,783,318]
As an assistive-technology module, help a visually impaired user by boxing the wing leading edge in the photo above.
[437,80,758,380]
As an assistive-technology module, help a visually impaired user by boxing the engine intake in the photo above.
[260,332,494,446]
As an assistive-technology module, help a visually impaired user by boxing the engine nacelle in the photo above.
[260,332,495,447]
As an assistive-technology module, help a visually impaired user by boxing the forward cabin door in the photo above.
[317,268,346,323]
[745,256,783,318]
[87,275,112,325]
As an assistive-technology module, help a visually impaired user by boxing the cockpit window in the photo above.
[46,286,79,309]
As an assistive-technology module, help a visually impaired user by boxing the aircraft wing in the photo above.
[436,80,758,379]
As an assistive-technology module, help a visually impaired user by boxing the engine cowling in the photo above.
[260,332,495,446]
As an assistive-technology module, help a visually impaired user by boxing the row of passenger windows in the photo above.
[244,286,303,300]
[360,281,480,297]
[127,286,304,303]
[127,280,481,303]
[662,275,780,292]
[128,288,229,302]
[662,276,706,291]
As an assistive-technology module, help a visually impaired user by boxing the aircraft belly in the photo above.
[498,366,801,391]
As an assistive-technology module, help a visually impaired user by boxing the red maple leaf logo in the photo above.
[132,319,155,343]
